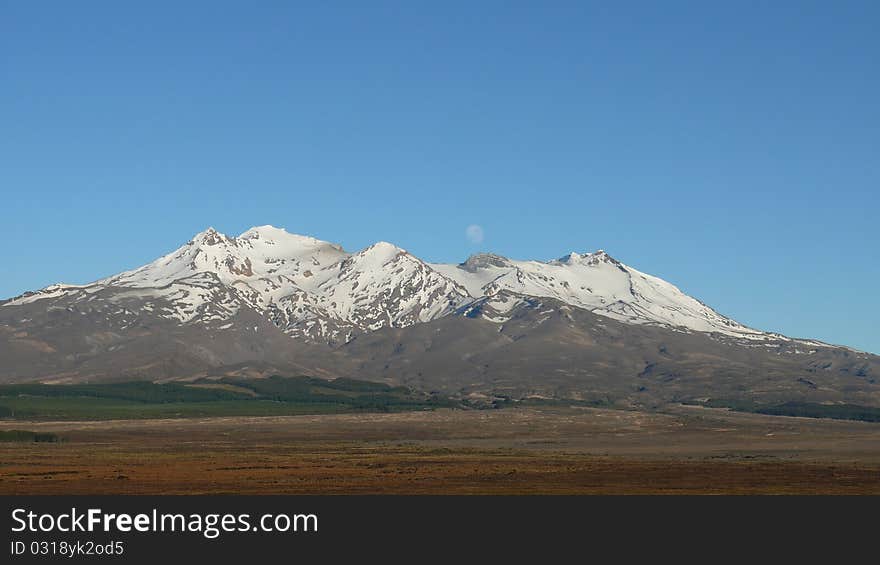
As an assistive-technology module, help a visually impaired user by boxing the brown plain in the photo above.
[2,406,879,494]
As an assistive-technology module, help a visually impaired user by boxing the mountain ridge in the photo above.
[5,225,789,345]
[2,225,877,409]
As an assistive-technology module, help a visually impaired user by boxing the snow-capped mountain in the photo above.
[2,225,877,403]
[432,250,768,339]
[5,225,774,344]
[5,226,473,344]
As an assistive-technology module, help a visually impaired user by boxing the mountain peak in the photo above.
[5,226,771,344]
[586,249,622,266]
[191,227,230,247]
[355,241,407,265]
[238,225,288,239]
[459,253,510,272]
[193,226,218,237]
[555,252,581,264]
[237,226,347,254]
[371,241,402,249]
[554,249,619,266]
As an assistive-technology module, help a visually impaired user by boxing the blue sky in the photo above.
[2,1,878,352]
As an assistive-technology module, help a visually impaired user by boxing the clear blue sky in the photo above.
[2,1,878,352]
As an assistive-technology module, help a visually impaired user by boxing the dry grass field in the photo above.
[2,406,880,494]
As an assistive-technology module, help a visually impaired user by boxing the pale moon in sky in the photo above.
[465,224,484,244]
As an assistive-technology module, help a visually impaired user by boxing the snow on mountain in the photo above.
[432,250,767,339]
[318,242,470,332]
[5,283,90,306]
[103,225,347,290]
[4,227,472,343]
[248,240,471,343]
[4,225,776,343]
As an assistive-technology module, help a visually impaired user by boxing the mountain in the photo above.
[2,225,767,345]
[1,225,878,407]
[431,250,771,339]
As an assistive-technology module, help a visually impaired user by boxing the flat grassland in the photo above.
[2,406,880,494]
